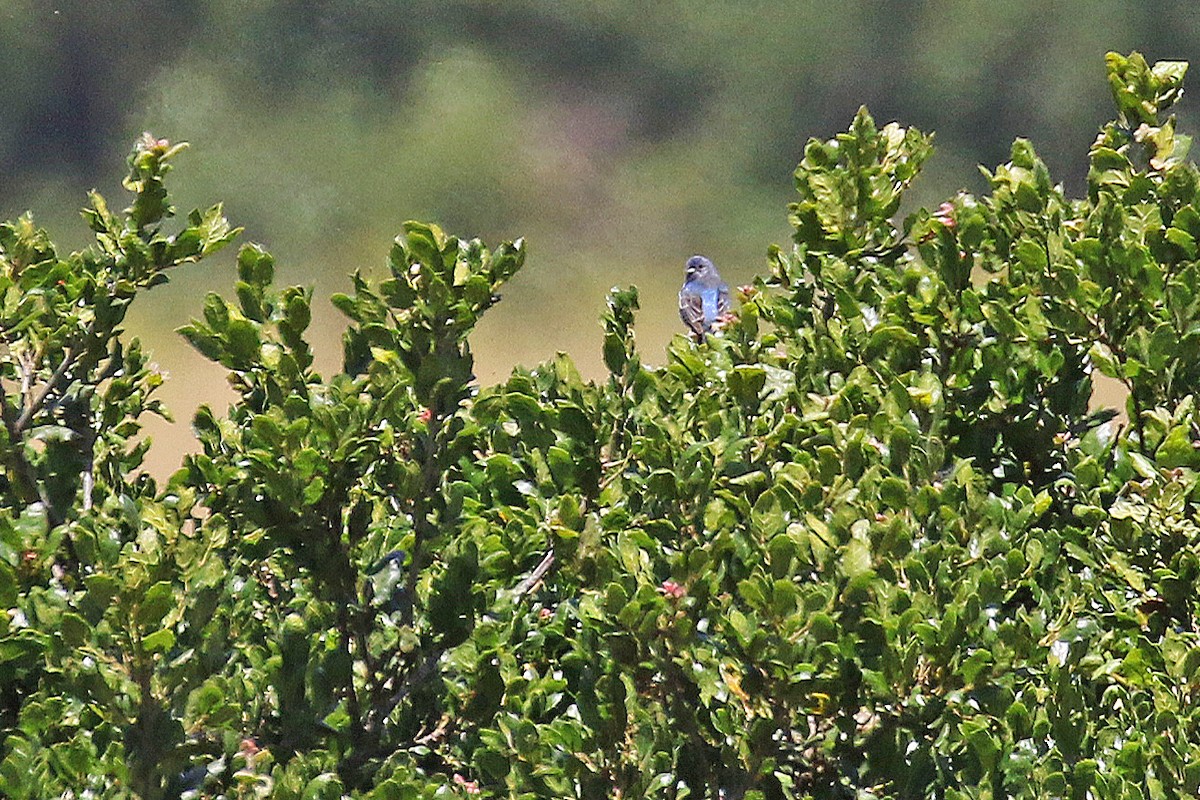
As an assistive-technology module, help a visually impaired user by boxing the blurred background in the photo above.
[1,1,1198,474]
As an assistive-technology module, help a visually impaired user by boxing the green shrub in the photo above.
[3,52,1200,799]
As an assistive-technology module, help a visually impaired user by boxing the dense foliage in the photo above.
[4,52,1200,799]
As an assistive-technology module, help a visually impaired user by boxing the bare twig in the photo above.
[599,456,631,490]
[413,714,452,747]
[514,550,556,600]
[19,350,34,409]
[81,463,94,511]
[15,345,77,433]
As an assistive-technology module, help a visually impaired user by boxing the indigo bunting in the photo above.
[678,255,730,339]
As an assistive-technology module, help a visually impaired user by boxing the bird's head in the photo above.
[685,255,715,280]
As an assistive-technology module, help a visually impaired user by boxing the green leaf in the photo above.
[141,628,176,654]
[728,365,766,403]
[237,243,275,287]
[80,574,121,624]
[136,581,176,629]
[877,476,909,510]
[58,612,91,647]
[1088,341,1121,378]
[842,539,873,578]
[302,773,345,800]
[224,317,260,364]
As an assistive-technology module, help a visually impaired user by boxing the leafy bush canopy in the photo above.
[3,51,1200,799]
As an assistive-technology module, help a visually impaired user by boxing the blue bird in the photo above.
[678,255,730,340]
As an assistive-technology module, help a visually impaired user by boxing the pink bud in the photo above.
[137,132,171,153]
[453,775,480,794]
[659,580,685,599]
[934,202,957,229]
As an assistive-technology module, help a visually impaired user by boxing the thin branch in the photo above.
[15,345,77,433]
[599,455,631,490]
[59,395,97,514]
[373,523,564,734]
[369,407,452,733]
[336,597,363,733]
[19,349,34,409]
[514,550,556,601]
[401,409,448,628]
[513,490,590,603]
[413,714,452,747]
[370,648,442,734]
[0,381,57,522]
[81,460,95,511]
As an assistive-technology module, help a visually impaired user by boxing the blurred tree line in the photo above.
[0,1,1196,468]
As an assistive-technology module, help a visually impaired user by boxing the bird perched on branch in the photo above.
[678,255,730,340]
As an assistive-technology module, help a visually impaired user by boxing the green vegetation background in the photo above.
[2,1,1196,468]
